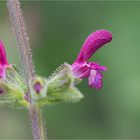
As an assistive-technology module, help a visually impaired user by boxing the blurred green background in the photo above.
[0,1,140,139]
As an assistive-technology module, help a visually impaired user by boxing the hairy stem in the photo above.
[7,0,47,139]
[29,104,47,140]
[7,0,35,91]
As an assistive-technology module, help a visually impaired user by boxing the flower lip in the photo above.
[88,62,108,71]
[88,70,103,89]
[75,29,112,63]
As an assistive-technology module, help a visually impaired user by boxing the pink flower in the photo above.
[71,30,112,89]
[0,40,10,78]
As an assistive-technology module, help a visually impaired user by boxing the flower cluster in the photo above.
[0,30,112,90]
[0,29,112,107]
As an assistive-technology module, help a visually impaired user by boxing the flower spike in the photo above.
[71,30,112,89]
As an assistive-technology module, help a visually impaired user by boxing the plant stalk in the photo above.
[29,104,47,140]
[7,0,47,139]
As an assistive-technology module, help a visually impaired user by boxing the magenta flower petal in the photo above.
[0,41,8,65]
[0,40,9,78]
[74,30,112,63]
[88,62,108,71]
[88,70,103,89]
